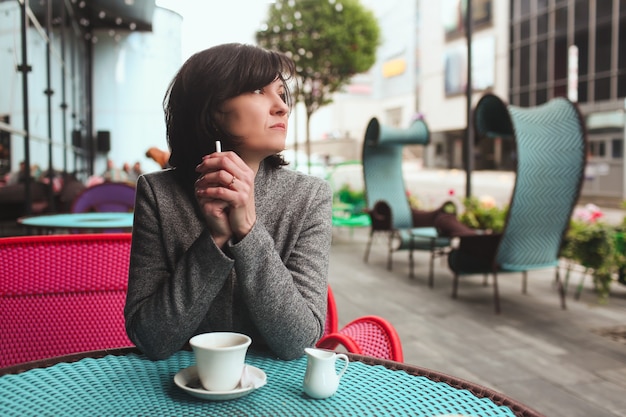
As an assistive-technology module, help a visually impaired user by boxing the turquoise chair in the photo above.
[362,117,456,284]
[448,94,587,313]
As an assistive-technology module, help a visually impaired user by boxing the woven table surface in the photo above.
[19,212,133,229]
[0,350,517,416]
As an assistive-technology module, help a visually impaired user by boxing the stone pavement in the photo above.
[329,226,626,417]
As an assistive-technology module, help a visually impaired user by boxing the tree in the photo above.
[256,0,380,170]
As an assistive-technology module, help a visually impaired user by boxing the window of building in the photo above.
[554,36,568,82]
[509,49,515,87]
[536,40,548,83]
[555,6,568,37]
[574,31,589,77]
[536,88,548,104]
[520,91,530,106]
[521,20,530,40]
[619,73,626,98]
[574,0,589,28]
[554,80,567,98]
[619,17,626,70]
[537,0,549,13]
[520,0,530,17]
[578,80,588,102]
[594,77,611,101]
[612,138,623,159]
[520,45,530,86]
[537,13,549,37]
[595,24,612,73]
[596,0,613,21]
[590,141,606,158]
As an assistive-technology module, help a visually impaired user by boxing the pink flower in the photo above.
[572,204,603,223]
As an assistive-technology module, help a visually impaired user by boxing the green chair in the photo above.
[326,161,371,231]
[447,94,587,313]
[361,117,456,284]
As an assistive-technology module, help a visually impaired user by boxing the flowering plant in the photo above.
[458,195,508,233]
[561,204,616,301]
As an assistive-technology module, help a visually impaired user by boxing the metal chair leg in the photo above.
[428,239,435,288]
[555,267,567,310]
[409,238,415,279]
[363,230,374,263]
[493,271,501,314]
[574,268,588,300]
[387,233,394,271]
[452,273,459,298]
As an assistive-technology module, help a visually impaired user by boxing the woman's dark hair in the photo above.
[163,43,296,185]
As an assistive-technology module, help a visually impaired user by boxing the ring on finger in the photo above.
[228,175,237,189]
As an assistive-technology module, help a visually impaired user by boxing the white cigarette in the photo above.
[215,141,222,153]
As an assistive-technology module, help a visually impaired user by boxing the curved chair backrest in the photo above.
[321,285,404,362]
[71,182,136,213]
[324,286,339,336]
[362,117,430,229]
[0,233,134,368]
[474,94,587,271]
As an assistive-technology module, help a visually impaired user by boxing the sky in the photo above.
[155,0,274,59]
[154,0,327,150]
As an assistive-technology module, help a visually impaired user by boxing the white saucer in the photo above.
[174,365,266,401]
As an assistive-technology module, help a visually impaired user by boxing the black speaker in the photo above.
[72,130,82,148]
[96,130,111,153]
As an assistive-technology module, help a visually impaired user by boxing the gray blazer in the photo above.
[124,161,332,360]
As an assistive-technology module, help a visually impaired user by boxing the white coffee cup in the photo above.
[189,332,252,391]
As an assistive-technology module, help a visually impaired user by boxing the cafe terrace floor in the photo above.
[329,226,626,417]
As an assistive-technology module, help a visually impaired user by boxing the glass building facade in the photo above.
[509,0,626,106]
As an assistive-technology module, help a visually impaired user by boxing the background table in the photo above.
[18,212,133,233]
[0,348,544,417]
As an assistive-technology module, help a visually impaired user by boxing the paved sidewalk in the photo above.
[329,227,626,417]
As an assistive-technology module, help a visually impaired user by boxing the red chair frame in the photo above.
[0,233,134,368]
[317,286,404,362]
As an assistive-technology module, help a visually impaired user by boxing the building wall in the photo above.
[92,7,182,176]
[419,0,509,169]
[303,0,419,159]
[0,3,181,180]
[509,0,626,201]
[0,1,90,176]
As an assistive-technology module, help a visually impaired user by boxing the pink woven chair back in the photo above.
[319,285,404,362]
[324,286,339,336]
[334,316,403,361]
[0,233,134,368]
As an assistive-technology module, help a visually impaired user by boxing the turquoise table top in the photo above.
[0,348,544,417]
[18,212,133,230]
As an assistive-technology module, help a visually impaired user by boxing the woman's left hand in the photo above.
[195,151,256,245]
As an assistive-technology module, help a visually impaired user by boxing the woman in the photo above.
[124,43,333,361]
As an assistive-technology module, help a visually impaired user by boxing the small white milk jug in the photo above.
[303,348,349,399]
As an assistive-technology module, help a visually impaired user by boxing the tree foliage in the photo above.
[256,0,380,141]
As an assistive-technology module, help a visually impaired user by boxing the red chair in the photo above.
[0,233,134,368]
[317,286,404,362]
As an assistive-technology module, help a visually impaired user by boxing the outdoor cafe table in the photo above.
[17,212,133,233]
[0,347,545,416]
